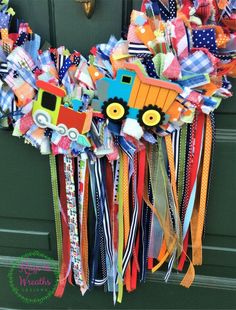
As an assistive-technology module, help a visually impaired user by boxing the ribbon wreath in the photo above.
[0,0,235,304]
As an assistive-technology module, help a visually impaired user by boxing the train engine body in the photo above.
[32,80,92,144]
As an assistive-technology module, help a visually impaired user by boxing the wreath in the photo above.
[0,0,235,304]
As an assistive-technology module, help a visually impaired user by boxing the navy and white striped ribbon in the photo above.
[172,129,180,181]
[89,158,112,288]
[128,42,152,55]
[0,62,8,77]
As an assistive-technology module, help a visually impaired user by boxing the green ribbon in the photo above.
[49,155,63,272]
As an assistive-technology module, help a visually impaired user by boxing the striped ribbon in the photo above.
[88,159,99,288]
[97,158,112,287]
[88,158,112,288]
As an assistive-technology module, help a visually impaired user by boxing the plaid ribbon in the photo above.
[0,45,7,61]
[97,35,117,58]
[25,126,46,149]
[4,69,15,87]
[178,74,209,88]
[181,51,214,75]
[38,50,54,67]
[62,72,73,95]
[0,86,14,112]
[7,46,35,70]
[23,33,41,63]
[18,67,36,88]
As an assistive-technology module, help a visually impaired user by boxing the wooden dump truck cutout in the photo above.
[91,63,187,128]
[32,80,92,146]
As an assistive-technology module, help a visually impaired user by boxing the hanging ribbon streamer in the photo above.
[49,155,63,272]
[191,114,213,265]
[54,155,71,297]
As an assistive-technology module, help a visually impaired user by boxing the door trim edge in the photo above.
[0,255,235,291]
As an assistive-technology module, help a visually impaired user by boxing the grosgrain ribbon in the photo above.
[49,155,63,275]
[191,114,213,265]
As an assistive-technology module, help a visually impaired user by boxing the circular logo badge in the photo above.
[8,250,59,304]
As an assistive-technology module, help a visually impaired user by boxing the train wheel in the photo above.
[57,124,68,136]
[33,110,51,128]
[102,98,129,122]
[68,128,79,141]
[138,105,165,128]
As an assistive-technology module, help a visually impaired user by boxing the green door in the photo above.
[0,0,235,308]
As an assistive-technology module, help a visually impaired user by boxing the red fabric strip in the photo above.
[148,258,153,270]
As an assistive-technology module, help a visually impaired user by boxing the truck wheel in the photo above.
[57,124,68,136]
[68,128,79,141]
[33,110,51,128]
[102,98,129,122]
[138,105,165,128]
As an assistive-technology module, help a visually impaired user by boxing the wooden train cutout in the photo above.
[91,63,189,128]
[32,80,92,146]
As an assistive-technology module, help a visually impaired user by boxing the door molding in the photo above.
[1,255,235,291]
[216,128,236,142]
[48,0,57,47]
[122,0,133,30]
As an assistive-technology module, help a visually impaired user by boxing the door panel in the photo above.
[0,129,57,259]
[10,0,51,44]
[54,0,123,54]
